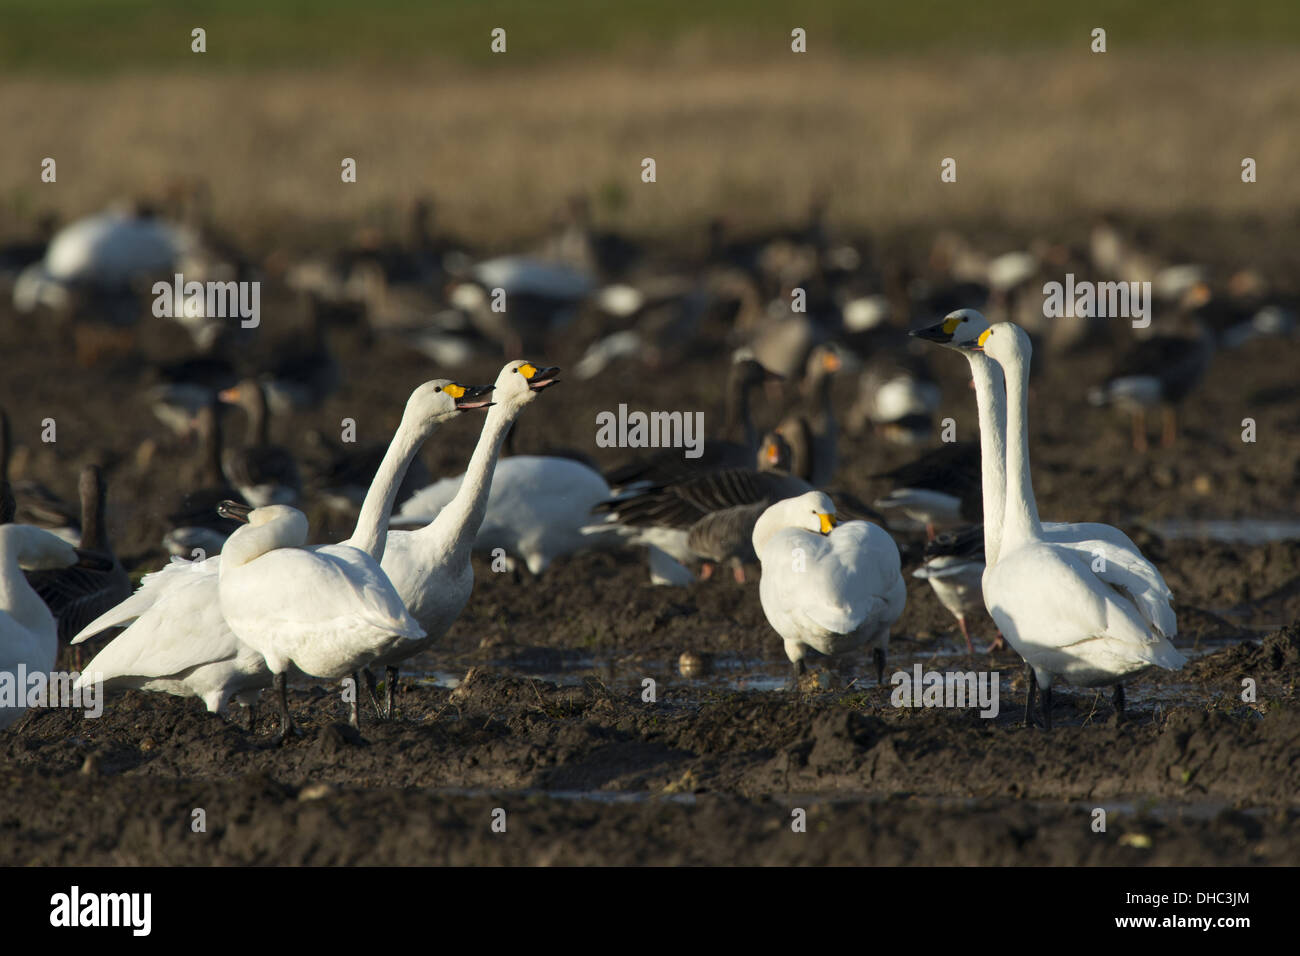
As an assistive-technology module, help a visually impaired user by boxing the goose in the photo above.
[163,402,247,558]
[871,441,982,539]
[912,524,988,655]
[603,354,779,489]
[73,380,492,723]
[370,361,560,714]
[965,322,1185,727]
[449,256,594,355]
[217,379,301,506]
[773,344,842,485]
[0,410,80,541]
[217,503,424,738]
[595,433,811,583]
[2,525,112,730]
[1086,288,1215,451]
[24,466,131,665]
[753,491,905,687]
[910,309,1177,660]
[847,356,942,446]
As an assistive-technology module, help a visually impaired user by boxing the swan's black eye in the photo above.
[434,386,442,392]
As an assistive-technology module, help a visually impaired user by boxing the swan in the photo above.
[73,380,492,722]
[371,361,562,712]
[2,525,111,729]
[965,322,1185,727]
[753,491,905,687]
[216,502,425,737]
[910,310,1177,648]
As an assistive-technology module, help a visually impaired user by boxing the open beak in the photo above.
[449,383,495,410]
[910,321,955,344]
[818,513,837,535]
[960,328,992,353]
[73,549,115,571]
[217,500,253,524]
[523,365,561,391]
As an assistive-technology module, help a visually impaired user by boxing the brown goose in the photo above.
[217,380,301,507]
[164,401,248,557]
[25,465,132,664]
[774,343,842,485]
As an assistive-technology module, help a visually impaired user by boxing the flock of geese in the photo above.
[2,195,1291,736]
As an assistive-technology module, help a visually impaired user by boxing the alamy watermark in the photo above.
[595,405,704,458]
[1042,274,1150,328]
[151,274,260,328]
[1,666,103,719]
[889,664,1000,718]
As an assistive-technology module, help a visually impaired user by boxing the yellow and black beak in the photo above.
[817,512,837,535]
[959,328,992,352]
[910,316,960,344]
[217,500,253,524]
[447,382,495,410]
[520,363,561,391]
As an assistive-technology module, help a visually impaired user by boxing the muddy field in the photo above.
[2,220,1299,866]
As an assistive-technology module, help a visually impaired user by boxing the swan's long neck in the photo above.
[419,401,520,561]
[220,516,307,571]
[347,418,430,562]
[0,546,55,639]
[999,344,1042,551]
[966,353,1008,565]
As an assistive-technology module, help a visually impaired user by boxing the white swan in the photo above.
[969,322,1185,726]
[2,525,109,729]
[911,310,1177,645]
[73,380,492,720]
[753,491,906,686]
[218,503,424,737]
[371,361,562,706]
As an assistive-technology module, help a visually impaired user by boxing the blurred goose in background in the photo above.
[217,380,301,506]
[12,202,190,320]
[912,524,990,655]
[163,402,247,558]
[1087,287,1215,451]
[24,465,131,666]
[0,410,81,542]
[847,355,942,446]
[596,432,811,583]
[449,255,595,355]
[148,354,242,437]
[2,525,114,729]
[972,323,1184,727]
[604,353,780,489]
[872,441,982,539]
[754,492,906,687]
[258,308,342,415]
[773,344,842,485]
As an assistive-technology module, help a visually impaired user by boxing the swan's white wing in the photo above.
[1042,523,1176,638]
[71,557,222,645]
[76,569,242,684]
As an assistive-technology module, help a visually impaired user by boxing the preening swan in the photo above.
[217,502,424,738]
[74,380,492,725]
[2,525,111,730]
[753,491,905,687]
[964,322,1185,727]
[910,310,1177,650]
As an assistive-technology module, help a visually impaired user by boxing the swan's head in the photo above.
[753,491,838,556]
[494,360,561,405]
[218,503,310,568]
[0,524,111,572]
[910,309,990,349]
[962,321,1032,367]
[405,379,495,426]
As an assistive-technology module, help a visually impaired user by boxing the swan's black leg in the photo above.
[348,673,361,731]
[1041,685,1053,731]
[273,672,294,744]
[873,648,886,685]
[1113,683,1125,718]
[788,658,806,691]
[385,666,399,719]
[1023,661,1037,728]
[361,668,385,719]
